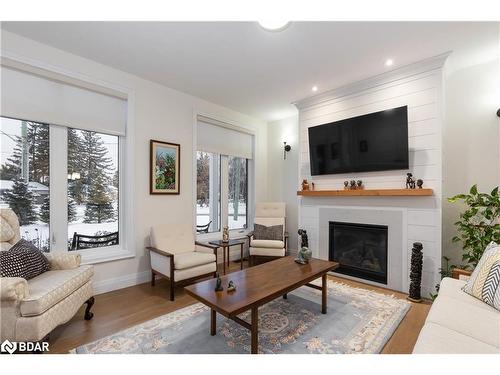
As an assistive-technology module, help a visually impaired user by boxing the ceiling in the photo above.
[1,22,498,121]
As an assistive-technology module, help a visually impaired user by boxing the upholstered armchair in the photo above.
[147,223,217,301]
[0,208,95,343]
[247,202,288,266]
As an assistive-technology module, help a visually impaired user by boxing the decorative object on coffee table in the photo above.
[344,181,349,190]
[417,179,424,188]
[301,179,310,191]
[227,280,236,292]
[215,273,223,291]
[295,229,312,265]
[222,226,229,243]
[405,173,416,189]
[407,242,423,303]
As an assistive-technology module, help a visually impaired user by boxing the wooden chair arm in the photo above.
[452,268,472,280]
[146,247,174,257]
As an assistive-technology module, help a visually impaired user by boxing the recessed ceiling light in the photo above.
[258,20,290,32]
[385,59,394,67]
[312,86,318,92]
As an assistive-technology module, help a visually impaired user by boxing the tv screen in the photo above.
[308,106,409,175]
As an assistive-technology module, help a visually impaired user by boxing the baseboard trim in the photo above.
[93,270,151,295]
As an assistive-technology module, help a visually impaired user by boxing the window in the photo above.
[228,156,248,230]
[0,118,50,252]
[196,151,220,233]
[67,129,119,250]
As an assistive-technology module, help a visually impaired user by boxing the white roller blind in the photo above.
[197,116,253,159]
[1,67,127,136]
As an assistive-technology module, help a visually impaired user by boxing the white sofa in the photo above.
[0,208,94,342]
[413,277,500,354]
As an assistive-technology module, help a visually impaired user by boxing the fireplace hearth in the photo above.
[329,221,388,284]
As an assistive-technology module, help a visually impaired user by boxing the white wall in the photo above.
[0,31,268,293]
[266,115,299,252]
[442,31,500,266]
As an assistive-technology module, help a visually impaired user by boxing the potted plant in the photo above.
[448,185,499,267]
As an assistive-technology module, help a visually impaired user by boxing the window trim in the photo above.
[192,111,255,241]
[1,54,135,264]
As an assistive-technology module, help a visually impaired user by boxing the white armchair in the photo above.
[0,209,94,343]
[247,202,288,266]
[147,223,217,301]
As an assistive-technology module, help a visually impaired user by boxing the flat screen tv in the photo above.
[308,106,409,175]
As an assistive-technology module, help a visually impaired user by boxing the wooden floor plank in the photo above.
[47,261,430,354]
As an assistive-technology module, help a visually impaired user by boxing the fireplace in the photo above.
[329,221,388,284]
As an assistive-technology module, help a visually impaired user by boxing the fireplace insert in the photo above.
[329,221,388,284]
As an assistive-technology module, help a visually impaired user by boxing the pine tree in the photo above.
[67,129,85,204]
[68,196,77,223]
[197,152,210,207]
[83,173,115,223]
[2,179,38,225]
[39,195,50,224]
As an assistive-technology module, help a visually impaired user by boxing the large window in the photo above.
[0,118,50,251]
[67,129,119,250]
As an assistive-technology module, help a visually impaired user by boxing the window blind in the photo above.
[1,66,127,136]
[196,116,253,159]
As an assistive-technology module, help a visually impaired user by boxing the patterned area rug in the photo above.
[74,280,410,354]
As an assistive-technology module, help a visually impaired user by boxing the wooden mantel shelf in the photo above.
[297,188,433,197]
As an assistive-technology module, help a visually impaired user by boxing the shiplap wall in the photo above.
[295,55,447,297]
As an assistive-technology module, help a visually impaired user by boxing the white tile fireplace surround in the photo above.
[294,54,447,298]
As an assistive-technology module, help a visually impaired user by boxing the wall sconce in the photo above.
[283,141,291,159]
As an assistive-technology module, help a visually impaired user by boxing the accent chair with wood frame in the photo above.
[147,223,218,301]
[247,202,288,266]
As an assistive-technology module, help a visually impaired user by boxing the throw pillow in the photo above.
[253,224,283,241]
[0,239,51,279]
[462,242,500,310]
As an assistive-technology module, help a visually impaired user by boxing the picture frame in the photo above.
[150,139,180,194]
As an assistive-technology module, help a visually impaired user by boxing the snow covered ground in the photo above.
[196,201,247,230]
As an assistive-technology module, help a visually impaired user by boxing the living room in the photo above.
[0,1,499,373]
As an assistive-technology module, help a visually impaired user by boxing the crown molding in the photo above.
[293,52,451,111]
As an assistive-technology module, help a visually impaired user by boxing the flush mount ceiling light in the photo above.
[257,20,290,32]
[385,58,394,67]
[312,85,318,92]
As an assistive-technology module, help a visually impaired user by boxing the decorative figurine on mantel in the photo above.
[405,173,416,189]
[215,273,223,292]
[222,226,229,243]
[407,242,423,303]
[356,180,363,189]
[301,179,310,191]
[295,229,312,265]
[349,180,356,190]
[227,280,236,292]
[343,181,349,190]
[417,179,424,189]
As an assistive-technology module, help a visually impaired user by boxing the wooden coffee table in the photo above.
[184,256,339,354]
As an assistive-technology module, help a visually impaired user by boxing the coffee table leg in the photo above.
[251,307,258,354]
[211,309,216,336]
[322,274,327,314]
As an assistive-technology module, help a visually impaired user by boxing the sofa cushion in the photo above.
[463,242,500,311]
[250,239,284,249]
[249,247,286,257]
[253,224,283,241]
[20,265,94,317]
[425,294,500,348]
[413,322,499,354]
[174,252,215,270]
[439,277,498,313]
[0,239,51,279]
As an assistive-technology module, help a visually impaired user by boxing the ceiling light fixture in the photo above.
[385,58,394,67]
[257,20,290,32]
[312,85,318,92]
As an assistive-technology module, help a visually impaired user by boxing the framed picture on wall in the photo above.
[150,139,180,194]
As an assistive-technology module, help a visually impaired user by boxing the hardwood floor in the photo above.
[48,260,431,354]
